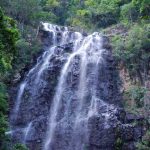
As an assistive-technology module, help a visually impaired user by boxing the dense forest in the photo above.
[0,0,150,150]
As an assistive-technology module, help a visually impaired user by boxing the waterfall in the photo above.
[43,27,106,150]
[9,23,120,150]
[11,23,73,121]
[23,122,32,144]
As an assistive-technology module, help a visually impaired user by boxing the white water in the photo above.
[35,48,55,85]
[44,32,83,150]
[43,26,106,150]
[11,23,73,121]
[23,122,32,144]
[12,82,27,120]
[11,23,76,144]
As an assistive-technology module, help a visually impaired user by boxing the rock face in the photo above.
[9,23,146,150]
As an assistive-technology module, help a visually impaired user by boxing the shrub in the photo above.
[112,23,150,84]
[127,86,147,108]
[120,2,139,24]
[13,143,29,150]
[136,129,150,150]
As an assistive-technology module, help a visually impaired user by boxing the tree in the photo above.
[0,7,19,149]
[112,24,150,85]
[133,0,150,16]
[120,2,139,24]
[67,0,121,29]
[0,8,19,79]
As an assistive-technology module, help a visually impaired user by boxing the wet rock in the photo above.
[134,126,143,141]
[88,116,116,148]
[122,142,135,150]
[121,125,134,141]
[102,36,111,50]
[125,113,145,124]
[12,73,21,84]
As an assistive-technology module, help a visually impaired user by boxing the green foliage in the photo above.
[136,129,150,150]
[112,23,150,84]
[13,143,29,150]
[0,82,8,149]
[13,37,41,72]
[45,0,66,24]
[10,0,41,25]
[0,0,149,30]
[0,83,7,113]
[120,0,150,24]
[67,0,121,29]
[1,0,55,27]
[133,0,150,16]
[69,9,91,29]
[115,137,123,150]
[125,86,147,108]
[0,112,7,138]
[85,0,121,14]
[46,0,60,7]
[0,7,19,149]
[120,2,139,24]
[0,7,19,79]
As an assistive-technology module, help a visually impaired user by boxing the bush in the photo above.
[136,129,150,150]
[0,82,8,150]
[0,7,19,79]
[112,23,150,84]
[133,0,150,17]
[0,8,19,149]
[120,2,139,24]
[126,86,147,108]
[13,143,29,150]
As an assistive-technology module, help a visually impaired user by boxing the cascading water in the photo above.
[43,25,108,150]
[9,23,72,143]
[9,22,123,150]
